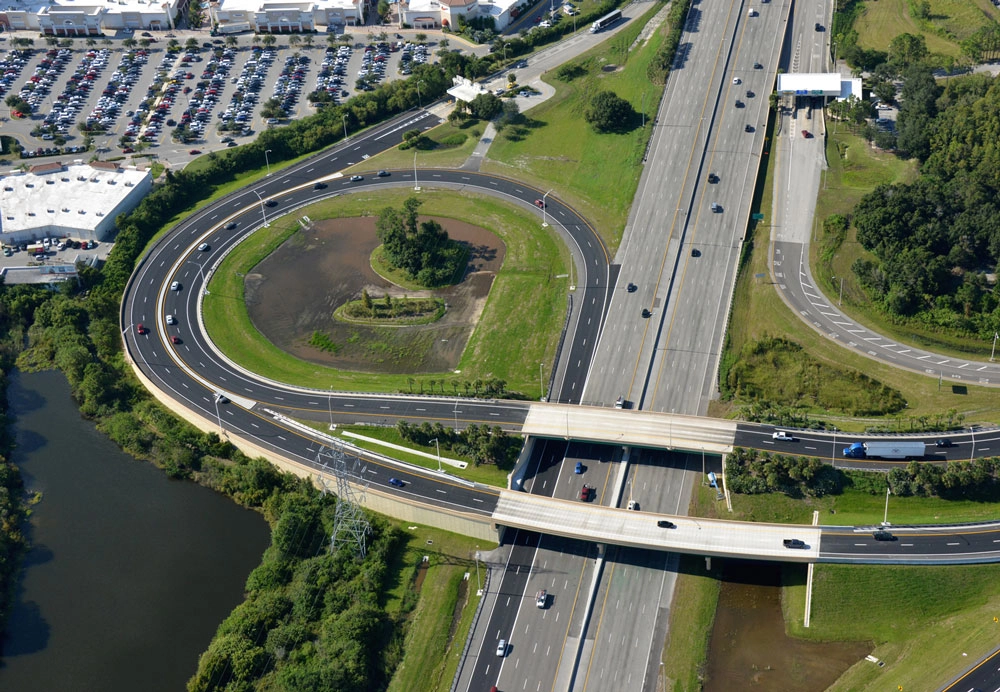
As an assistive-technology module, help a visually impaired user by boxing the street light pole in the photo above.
[213,393,224,436]
[430,437,441,472]
[328,385,334,430]
[541,188,553,227]
[539,362,544,400]
[475,546,482,592]
[882,486,891,525]
[264,148,272,176]
[971,426,976,463]
[413,151,420,192]
[252,189,270,227]
[838,276,844,306]
[416,80,423,109]
[991,331,998,362]
[342,113,348,141]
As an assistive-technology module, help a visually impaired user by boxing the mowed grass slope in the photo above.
[484,4,669,251]
[854,0,999,56]
[202,189,570,395]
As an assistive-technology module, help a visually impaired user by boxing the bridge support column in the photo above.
[705,556,711,571]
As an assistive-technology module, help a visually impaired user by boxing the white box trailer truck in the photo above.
[843,441,925,460]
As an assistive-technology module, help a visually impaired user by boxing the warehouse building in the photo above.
[0,161,152,246]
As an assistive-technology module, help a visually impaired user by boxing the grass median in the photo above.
[202,188,570,395]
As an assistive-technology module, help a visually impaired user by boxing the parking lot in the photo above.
[1,33,447,169]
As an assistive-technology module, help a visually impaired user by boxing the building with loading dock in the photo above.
[0,161,152,246]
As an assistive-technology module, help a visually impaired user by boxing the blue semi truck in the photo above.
[842,441,926,460]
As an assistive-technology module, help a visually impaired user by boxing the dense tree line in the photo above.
[376,197,465,286]
[729,447,1000,501]
[850,71,1000,336]
[188,490,407,692]
[395,421,521,469]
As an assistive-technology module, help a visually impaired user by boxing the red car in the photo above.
[122,147,134,154]
[801,129,810,138]
[136,323,147,335]
[170,335,181,344]
[188,149,201,155]
[534,199,545,209]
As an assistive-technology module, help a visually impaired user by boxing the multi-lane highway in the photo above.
[116,12,1000,692]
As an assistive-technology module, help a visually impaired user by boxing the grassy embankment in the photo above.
[202,188,570,396]
[853,0,998,58]
[301,422,511,487]
[385,526,494,692]
[352,119,484,172]
[483,2,670,252]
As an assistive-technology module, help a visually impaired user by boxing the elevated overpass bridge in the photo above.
[488,490,1000,565]
[521,402,738,454]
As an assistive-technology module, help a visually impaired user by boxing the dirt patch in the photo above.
[245,216,505,374]
[704,561,870,692]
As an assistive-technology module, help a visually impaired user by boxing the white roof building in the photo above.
[0,161,152,244]
[0,0,182,34]
[210,0,364,33]
[399,0,518,31]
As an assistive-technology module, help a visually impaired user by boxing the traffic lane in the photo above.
[467,529,542,692]
[521,438,569,496]
[819,526,1000,562]
[497,534,594,692]
[277,397,530,432]
[578,545,674,692]
[556,442,617,503]
[942,644,1000,692]
[733,423,990,463]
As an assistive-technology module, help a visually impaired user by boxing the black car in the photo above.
[225,221,238,230]
[753,62,763,69]
[626,282,637,292]
[744,124,754,133]
[707,172,719,183]
[313,182,328,189]
[641,308,651,318]
[657,520,676,529]
[935,438,954,448]
[388,478,405,488]
[376,170,390,177]
[264,200,277,207]
[691,248,701,257]
[873,530,896,541]
[735,99,744,108]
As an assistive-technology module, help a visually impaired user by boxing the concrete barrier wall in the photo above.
[127,360,499,542]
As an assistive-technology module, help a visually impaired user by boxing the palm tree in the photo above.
[45,36,59,47]
[101,38,112,48]
[167,38,180,51]
[225,35,238,49]
[185,37,199,51]
[139,38,151,49]
[261,34,277,48]
[303,34,314,48]
[288,34,301,48]
[85,38,97,48]
[327,34,339,48]
[123,37,137,50]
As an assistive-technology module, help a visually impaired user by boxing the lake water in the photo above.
[0,370,270,691]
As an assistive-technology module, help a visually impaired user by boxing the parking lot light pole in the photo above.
[252,189,270,228]
[417,80,424,109]
[542,188,552,227]
[264,148,272,176]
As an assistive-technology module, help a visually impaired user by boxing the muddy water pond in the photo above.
[704,561,870,691]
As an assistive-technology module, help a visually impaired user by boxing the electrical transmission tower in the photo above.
[316,445,371,560]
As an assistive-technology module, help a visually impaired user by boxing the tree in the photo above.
[584,90,636,133]
[415,33,428,44]
[262,34,277,49]
[468,93,502,120]
[288,35,301,49]
[378,0,391,22]
[185,37,200,51]
[888,33,928,68]
[260,97,286,118]
[362,289,373,315]
[895,64,939,161]
[225,35,238,49]
[303,34,314,49]
[139,38,151,49]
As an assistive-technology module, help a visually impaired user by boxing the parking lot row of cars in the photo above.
[16,47,74,113]
[218,46,277,135]
[0,49,33,104]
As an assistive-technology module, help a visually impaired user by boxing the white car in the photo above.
[732,77,741,85]
[627,500,639,511]
[165,314,177,325]
[170,281,181,291]
[772,431,794,441]
[496,639,507,657]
